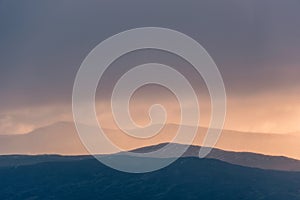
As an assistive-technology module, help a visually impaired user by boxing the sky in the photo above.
[0,0,300,135]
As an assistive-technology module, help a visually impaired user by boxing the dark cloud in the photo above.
[0,0,299,111]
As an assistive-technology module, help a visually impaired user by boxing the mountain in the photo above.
[0,154,90,168]
[1,121,300,171]
[1,156,300,200]
[0,122,88,155]
[2,142,300,172]
[133,143,300,171]
[1,121,300,160]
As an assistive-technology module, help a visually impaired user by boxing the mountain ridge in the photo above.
[1,121,300,159]
[2,142,300,172]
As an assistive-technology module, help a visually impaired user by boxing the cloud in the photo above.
[0,104,72,134]
[0,0,300,133]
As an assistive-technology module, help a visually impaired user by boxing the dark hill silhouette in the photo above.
[1,156,300,200]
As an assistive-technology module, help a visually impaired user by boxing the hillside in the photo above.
[1,157,300,200]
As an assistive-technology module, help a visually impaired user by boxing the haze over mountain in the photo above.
[1,122,300,172]
[1,121,300,160]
